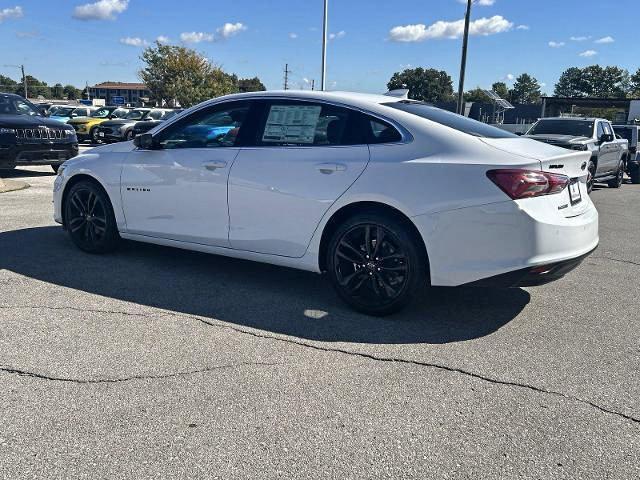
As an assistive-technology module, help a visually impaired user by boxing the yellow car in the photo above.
[68,106,131,143]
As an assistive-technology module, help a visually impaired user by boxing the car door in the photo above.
[227,99,370,257]
[597,122,617,174]
[120,100,252,246]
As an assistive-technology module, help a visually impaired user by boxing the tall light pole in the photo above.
[3,64,27,98]
[320,0,328,91]
[457,0,472,115]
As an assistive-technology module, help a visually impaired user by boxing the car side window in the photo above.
[597,122,605,139]
[156,101,250,150]
[254,101,362,147]
[365,116,402,144]
[148,110,163,120]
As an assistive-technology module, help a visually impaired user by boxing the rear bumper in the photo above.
[465,246,597,287]
[414,196,599,287]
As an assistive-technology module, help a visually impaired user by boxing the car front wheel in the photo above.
[607,161,624,188]
[64,180,120,253]
[327,212,428,316]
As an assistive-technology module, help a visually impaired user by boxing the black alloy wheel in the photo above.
[328,213,427,316]
[64,181,119,253]
[90,127,100,144]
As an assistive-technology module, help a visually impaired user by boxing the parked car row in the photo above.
[522,117,635,189]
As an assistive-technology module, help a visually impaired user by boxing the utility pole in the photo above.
[21,65,27,99]
[283,63,290,90]
[320,0,328,91]
[457,0,472,115]
[311,79,315,91]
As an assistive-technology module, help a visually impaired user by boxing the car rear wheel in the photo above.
[125,130,134,141]
[607,161,624,188]
[630,164,640,184]
[64,180,120,253]
[327,212,428,316]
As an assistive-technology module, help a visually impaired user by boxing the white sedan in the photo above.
[53,91,599,315]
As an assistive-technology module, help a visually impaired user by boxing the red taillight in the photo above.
[486,169,569,200]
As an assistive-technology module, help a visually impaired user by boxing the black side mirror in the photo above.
[134,133,155,149]
[600,133,614,143]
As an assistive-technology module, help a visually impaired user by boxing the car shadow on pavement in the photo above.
[0,169,56,178]
[0,227,531,345]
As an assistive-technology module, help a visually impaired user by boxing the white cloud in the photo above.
[570,36,589,41]
[0,5,23,23]
[289,32,298,39]
[389,15,512,42]
[119,37,148,47]
[73,0,128,20]
[504,73,514,81]
[16,30,39,38]
[516,25,530,30]
[579,50,597,57]
[548,41,565,48]
[540,82,547,88]
[180,31,214,43]
[217,22,247,39]
[156,35,170,44]
[595,36,614,44]
[329,30,346,40]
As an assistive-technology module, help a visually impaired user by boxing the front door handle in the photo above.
[203,160,227,171]
[316,162,347,174]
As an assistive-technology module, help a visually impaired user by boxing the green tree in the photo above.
[554,67,586,97]
[0,75,17,94]
[63,84,81,100]
[51,83,64,99]
[464,87,491,103]
[237,76,266,93]
[631,68,640,97]
[387,67,454,103]
[139,42,239,107]
[510,73,542,104]
[491,82,510,100]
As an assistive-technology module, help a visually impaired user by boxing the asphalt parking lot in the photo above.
[1,164,638,479]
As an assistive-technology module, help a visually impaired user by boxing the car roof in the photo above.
[205,90,402,110]
[539,117,603,122]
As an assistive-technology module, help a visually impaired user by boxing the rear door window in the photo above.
[252,100,363,146]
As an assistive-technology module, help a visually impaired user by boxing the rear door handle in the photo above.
[316,162,347,174]
[203,160,227,171]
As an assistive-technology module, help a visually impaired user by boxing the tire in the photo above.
[587,160,596,194]
[630,165,640,185]
[90,127,100,144]
[63,180,120,254]
[607,161,624,188]
[125,130,134,141]
[326,212,428,316]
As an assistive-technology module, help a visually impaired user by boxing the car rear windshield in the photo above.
[528,120,594,137]
[383,101,516,138]
[125,110,149,120]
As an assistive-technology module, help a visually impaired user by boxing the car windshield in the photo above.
[91,108,112,118]
[384,101,516,138]
[125,110,149,120]
[528,120,594,137]
[0,96,40,116]
[72,108,89,116]
[53,107,75,116]
[164,110,180,119]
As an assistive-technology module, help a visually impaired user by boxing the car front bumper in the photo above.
[0,142,78,168]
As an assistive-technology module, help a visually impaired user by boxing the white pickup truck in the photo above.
[524,117,629,192]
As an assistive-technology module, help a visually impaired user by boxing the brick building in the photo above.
[88,82,151,106]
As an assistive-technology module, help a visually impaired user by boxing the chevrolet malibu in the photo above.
[53,91,599,315]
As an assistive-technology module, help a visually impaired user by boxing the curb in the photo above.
[0,178,30,193]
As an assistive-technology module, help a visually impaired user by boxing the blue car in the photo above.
[49,106,95,124]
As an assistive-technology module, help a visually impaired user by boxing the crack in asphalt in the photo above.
[1,304,638,426]
[591,256,640,268]
[0,361,279,384]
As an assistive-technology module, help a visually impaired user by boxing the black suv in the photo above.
[0,93,78,173]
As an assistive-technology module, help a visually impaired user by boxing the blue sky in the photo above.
[0,0,637,94]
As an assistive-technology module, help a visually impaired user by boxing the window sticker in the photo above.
[262,105,322,144]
